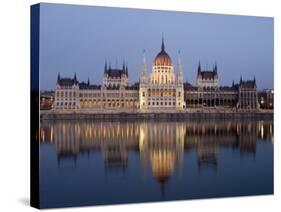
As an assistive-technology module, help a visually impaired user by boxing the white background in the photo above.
[0,0,279,211]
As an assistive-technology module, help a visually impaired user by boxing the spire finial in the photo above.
[57,72,61,82]
[104,59,108,74]
[74,72,77,81]
[214,61,217,72]
[161,34,165,51]
[87,77,90,85]
[198,61,201,73]
[214,62,218,74]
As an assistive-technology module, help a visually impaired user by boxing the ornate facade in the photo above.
[196,62,219,88]
[139,39,185,111]
[54,63,139,112]
[53,38,262,112]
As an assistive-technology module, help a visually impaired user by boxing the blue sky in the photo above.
[39,3,273,90]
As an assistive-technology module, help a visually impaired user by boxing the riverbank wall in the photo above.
[40,111,273,121]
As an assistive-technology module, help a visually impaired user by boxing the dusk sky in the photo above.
[39,3,273,90]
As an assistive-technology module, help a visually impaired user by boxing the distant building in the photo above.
[51,38,266,112]
[238,77,259,110]
[258,89,274,109]
[40,91,55,110]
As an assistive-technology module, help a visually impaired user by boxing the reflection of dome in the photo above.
[153,39,172,66]
[150,150,174,184]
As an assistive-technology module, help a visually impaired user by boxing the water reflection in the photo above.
[40,120,273,187]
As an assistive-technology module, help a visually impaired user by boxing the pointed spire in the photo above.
[177,50,183,84]
[142,50,147,74]
[214,62,218,75]
[126,64,128,76]
[161,35,165,51]
[177,50,182,65]
[214,62,217,72]
[122,59,125,71]
[141,50,147,84]
[74,72,77,81]
[254,76,256,86]
[232,80,235,87]
[177,50,182,71]
[104,60,108,74]
[87,77,90,85]
[240,76,242,84]
[57,72,61,82]
[197,61,201,74]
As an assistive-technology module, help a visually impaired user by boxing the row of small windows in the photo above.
[198,79,218,82]
[154,66,172,70]
[56,91,76,98]
[79,93,138,98]
[143,91,181,97]
[145,101,176,106]
[154,69,171,73]
[148,97,176,102]
[56,102,76,106]
[81,99,137,102]
[240,93,257,98]
[79,93,101,98]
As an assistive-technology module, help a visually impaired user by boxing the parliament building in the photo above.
[53,39,259,112]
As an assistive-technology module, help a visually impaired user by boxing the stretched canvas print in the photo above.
[31,3,274,209]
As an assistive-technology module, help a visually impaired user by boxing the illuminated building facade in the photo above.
[196,62,219,88]
[139,39,185,111]
[258,89,274,109]
[54,63,139,112]
[53,38,264,112]
[238,77,259,109]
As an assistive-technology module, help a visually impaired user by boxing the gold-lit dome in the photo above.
[153,39,172,66]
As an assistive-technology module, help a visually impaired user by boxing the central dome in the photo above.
[153,39,172,66]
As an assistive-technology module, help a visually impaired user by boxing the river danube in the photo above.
[39,119,273,208]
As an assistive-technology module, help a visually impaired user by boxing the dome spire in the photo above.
[154,36,172,66]
[161,35,165,51]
